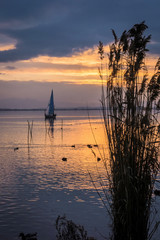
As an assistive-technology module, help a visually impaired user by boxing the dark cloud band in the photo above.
[0,0,159,62]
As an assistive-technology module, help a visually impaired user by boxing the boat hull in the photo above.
[45,114,56,120]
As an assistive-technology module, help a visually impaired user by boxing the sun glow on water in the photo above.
[0,110,109,240]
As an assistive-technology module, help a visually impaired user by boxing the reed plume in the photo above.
[98,21,160,240]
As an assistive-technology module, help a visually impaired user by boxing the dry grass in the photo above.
[56,215,96,240]
[98,22,160,240]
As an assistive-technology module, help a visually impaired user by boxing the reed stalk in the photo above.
[27,120,33,146]
[98,22,160,240]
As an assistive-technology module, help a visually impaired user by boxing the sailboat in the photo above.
[45,90,56,120]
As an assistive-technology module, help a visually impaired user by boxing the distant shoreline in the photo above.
[0,107,101,112]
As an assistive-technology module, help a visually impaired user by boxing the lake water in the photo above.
[0,110,110,240]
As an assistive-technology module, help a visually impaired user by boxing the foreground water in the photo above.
[0,110,110,240]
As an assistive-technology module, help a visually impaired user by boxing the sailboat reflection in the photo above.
[45,118,55,138]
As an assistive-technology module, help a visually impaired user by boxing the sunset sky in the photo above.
[0,0,160,108]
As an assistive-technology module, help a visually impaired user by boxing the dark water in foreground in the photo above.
[0,110,110,240]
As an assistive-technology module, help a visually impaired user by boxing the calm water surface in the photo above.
[0,110,110,240]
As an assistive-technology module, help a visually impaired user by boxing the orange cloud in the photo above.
[0,44,159,85]
[0,44,16,51]
[0,34,17,51]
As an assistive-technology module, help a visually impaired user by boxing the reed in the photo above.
[98,22,160,240]
[56,215,95,240]
[27,120,33,146]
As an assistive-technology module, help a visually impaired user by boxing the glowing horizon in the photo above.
[0,43,159,85]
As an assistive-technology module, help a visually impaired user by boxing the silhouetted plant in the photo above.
[98,22,160,240]
[19,232,37,240]
[56,215,89,240]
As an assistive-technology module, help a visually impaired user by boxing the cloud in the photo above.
[0,0,159,62]
[5,66,16,70]
[0,45,103,83]
[0,43,158,86]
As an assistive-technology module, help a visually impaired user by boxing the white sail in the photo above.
[48,90,54,115]
[45,90,56,119]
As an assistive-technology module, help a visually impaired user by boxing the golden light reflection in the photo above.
[32,117,109,190]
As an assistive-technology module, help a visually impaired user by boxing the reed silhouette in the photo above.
[98,22,160,240]
[27,120,33,146]
[56,215,96,240]
[19,232,37,240]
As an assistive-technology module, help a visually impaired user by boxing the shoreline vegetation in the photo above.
[98,21,160,240]
[0,107,102,112]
